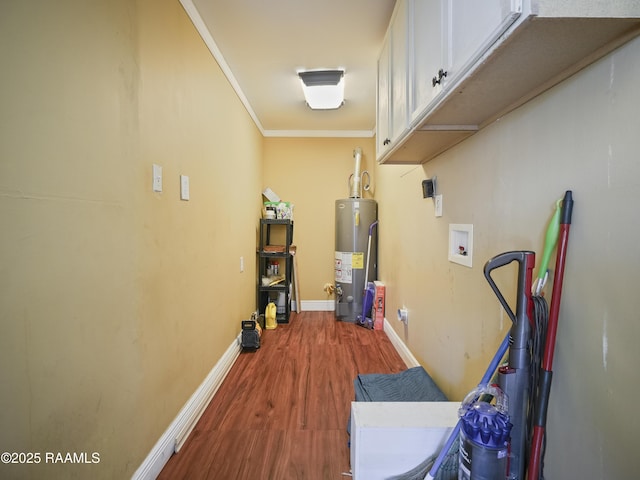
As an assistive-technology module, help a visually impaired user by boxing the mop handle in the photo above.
[529,191,573,480]
[424,332,511,480]
[363,221,378,292]
[542,191,573,370]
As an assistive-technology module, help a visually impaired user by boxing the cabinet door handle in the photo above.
[383,138,391,146]
[432,69,448,87]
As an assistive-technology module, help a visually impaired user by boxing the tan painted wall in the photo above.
[263,137,376,304]
[3,0,639,478]
[376,37,640,478]
[0,1,262,478]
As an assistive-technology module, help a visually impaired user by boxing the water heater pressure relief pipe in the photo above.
[349,147,370,198]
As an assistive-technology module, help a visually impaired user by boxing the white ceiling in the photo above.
[182,0,396,136]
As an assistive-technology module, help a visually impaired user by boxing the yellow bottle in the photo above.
[265,302,277,330]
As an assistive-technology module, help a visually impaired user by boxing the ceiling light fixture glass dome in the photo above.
[298,70,345,110]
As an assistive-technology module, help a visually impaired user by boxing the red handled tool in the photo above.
[528,190,574,480]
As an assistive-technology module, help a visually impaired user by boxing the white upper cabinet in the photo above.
[376,38,391,158]
[410,0,446,123]
[446,0,522,90]
[377,0,640,164]
[376,0,410,159]
[390,0,410,142]
[411,0,521,123]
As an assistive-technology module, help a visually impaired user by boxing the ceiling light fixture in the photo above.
[298,70,345,110]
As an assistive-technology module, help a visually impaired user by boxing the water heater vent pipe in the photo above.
[349,147,370,198]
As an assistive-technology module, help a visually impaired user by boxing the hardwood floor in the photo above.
[158,311,408,480]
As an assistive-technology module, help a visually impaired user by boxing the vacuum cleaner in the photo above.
[458,384,512,480]
[484,250,536,480]
[420,250,535,480]
[422,191,574,480]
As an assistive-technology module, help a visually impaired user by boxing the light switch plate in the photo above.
[434,194,443,217]
[152,164,163,192]
[180,175,190,201]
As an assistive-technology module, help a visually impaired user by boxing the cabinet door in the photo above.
[390,0,409,142]
[446,0,521,85]
[410,0,445,122]
[376,37,391,158]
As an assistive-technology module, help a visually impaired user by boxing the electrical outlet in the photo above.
[434,194,443,217]
[397,307,409,325]
[240,256,244,272]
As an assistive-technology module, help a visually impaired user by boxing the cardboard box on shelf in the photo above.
[262,187,280,203]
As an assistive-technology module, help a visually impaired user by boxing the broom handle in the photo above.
[529,191,573,480]
[363,221,378,291]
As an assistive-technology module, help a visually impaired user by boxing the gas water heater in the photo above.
[335,148,377,322]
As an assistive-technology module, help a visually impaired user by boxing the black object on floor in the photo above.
[240,320,260,350]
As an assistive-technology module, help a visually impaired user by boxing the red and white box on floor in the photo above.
[373,281,385,330]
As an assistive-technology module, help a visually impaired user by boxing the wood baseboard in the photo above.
[383,318,420,368]
[132,333,242,480]
[300,300,335,311]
